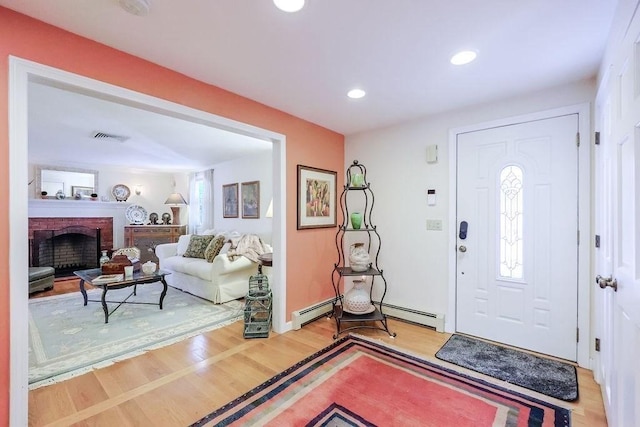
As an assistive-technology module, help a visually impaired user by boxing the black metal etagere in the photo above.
[330,160,396,339]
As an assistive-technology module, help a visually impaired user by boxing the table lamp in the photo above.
[164,192,187,225]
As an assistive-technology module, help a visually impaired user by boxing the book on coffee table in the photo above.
[92,274,124,284]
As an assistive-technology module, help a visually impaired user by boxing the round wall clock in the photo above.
[112,184,131,202]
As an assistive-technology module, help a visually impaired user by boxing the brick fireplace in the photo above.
[29,217,113,275]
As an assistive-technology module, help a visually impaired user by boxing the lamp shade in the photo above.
[164,193,187,205]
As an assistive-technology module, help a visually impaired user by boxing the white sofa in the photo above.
[155,233,270,303]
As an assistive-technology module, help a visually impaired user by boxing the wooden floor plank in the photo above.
[28,289,607,426]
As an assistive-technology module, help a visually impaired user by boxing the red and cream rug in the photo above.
[192,335,571,426]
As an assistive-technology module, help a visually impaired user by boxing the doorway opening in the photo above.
[9,56,287,421]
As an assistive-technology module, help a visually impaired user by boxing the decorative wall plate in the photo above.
[125,204,148,224]
[112,184,131,202]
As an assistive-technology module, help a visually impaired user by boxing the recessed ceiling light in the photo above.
[347,89,366,99]
[450,50,477,65]
[119,0,150,16]
[273,0,305,12]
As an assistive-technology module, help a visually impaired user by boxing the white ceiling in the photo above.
[2,0,618,170]
[27,81,273,172]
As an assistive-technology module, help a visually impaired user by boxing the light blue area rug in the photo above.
[29,285,243,389]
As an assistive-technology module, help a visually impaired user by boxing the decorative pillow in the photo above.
[182,235,215,259]
[204,236,226,262]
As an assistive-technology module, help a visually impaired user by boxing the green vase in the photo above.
[350,212,362,229]
[351,173,364,187]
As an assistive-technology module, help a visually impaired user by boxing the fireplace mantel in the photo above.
[29,200,130,248]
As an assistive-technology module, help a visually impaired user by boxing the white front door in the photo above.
[456,114,579,361]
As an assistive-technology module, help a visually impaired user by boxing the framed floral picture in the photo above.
[297,165,337,229]
[222,183,238,218]
[241,181,260,219]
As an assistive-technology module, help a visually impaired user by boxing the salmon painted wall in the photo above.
[0,7,343,421]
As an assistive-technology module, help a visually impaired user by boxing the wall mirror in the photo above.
[35,165,98,199]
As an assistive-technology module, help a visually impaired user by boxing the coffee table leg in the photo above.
[159,278,168,310]
[101,286,109,323]
[80,279,88,306]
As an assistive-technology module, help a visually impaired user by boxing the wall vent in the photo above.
[91,131,130,143]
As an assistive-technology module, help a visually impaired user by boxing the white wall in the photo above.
[29,163,186,224]
[28,152,272,232]
[213,151,273,236]
[99,167,185,221]
[345,79,595,317]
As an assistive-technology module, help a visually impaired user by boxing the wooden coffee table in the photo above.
[73,268,171,323]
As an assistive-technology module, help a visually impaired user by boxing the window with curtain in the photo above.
[188,169,214,234]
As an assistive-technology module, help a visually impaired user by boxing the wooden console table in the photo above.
[124,225,187,263]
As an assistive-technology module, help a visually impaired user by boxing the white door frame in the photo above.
[9,56,288,426]
[447,103,591,368]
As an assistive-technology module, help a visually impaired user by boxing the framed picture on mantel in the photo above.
[297,165,337,229]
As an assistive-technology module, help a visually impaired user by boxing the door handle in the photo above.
[459,221,468,240]
[458,245,467,253]
[596,275,618,292]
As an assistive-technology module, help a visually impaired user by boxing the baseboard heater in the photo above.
[378,302,445,332]
[291,299,445,333]
[292,298,334,330]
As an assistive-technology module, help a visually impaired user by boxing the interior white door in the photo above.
[456,114,579,361]
[593,98,614,419]
[601,107,640,427]
[593,9,640,425]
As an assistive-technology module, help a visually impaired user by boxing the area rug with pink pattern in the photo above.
[192,335,571,426]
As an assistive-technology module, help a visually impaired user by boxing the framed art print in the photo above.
[223,183,239,218]
[297,165,337,229]
[241,181,260,219]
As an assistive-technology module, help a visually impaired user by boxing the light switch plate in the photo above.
[426,219,442,231]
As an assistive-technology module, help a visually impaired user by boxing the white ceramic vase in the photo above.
[349,243,370,272]
[344,279,371,313]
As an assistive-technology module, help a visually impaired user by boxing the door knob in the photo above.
[458,245,467,253]
[596,275,618,292]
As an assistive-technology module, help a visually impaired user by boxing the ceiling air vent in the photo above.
[91,131,130,143]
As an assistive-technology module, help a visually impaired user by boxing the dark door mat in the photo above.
[435,334,578,401]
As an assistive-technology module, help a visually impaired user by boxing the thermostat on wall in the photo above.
[427,189,436,206]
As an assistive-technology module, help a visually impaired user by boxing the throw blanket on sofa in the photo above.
[227,234,265,263]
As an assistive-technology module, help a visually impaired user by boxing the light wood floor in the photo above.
[28,286,608,426]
